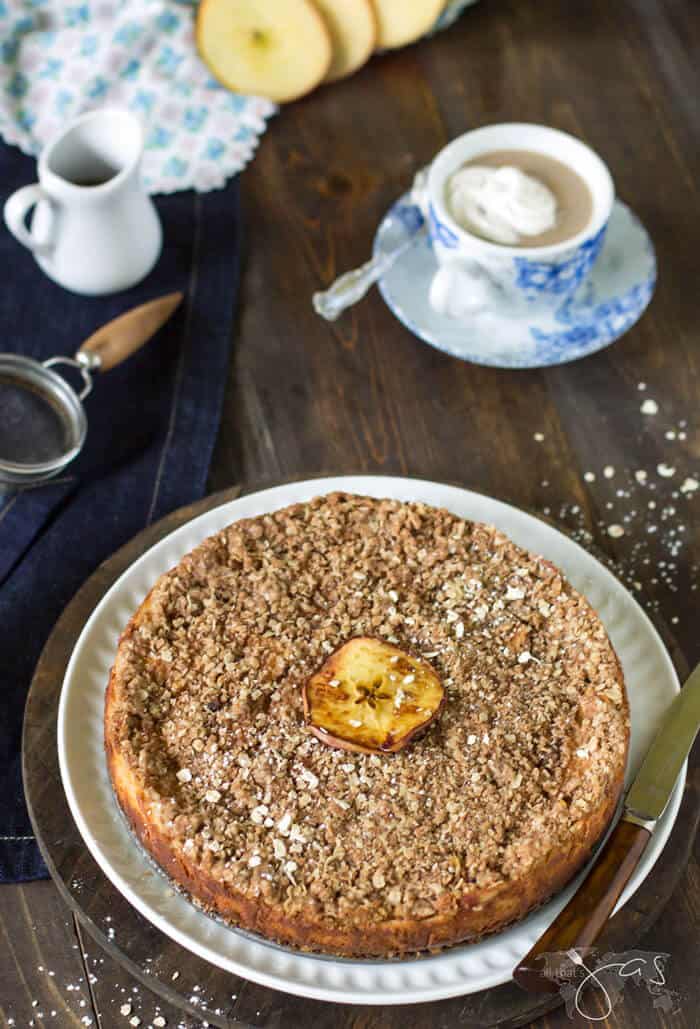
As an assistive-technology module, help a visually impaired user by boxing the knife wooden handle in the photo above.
[513,818,652,993]
[77,292,183,371]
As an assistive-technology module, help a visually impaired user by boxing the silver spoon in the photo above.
[312,167,429,321]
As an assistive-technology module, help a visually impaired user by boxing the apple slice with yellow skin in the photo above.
[196,0,332,104]
[373,0,447,50]
[304,637,445,755]
[314,0,377,82]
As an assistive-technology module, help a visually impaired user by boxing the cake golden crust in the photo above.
[104,493,629,957]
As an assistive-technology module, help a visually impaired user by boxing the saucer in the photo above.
[373,198,656,368]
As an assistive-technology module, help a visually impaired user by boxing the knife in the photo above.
[514,661,700,993]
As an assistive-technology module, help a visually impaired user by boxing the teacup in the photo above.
[3,108,162,296]
[420,123,614,319]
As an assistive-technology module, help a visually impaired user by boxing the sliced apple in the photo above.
[304,637,444,755]
[313,0,377,82]
[196,0,332,104]
[372,0,447,49]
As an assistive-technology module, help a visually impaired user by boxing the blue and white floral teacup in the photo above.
[422,123,614,319]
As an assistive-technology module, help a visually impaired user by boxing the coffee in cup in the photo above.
[423,123,615,319]
[446,150,593,248]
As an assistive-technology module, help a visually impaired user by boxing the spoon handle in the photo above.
[313,166,430,322]
[77,292,184,371]
[312,239,417,321]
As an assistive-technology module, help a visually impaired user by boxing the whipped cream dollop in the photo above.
[446,164,558,245]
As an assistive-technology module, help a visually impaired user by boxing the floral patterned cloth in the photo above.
[0,0,478,194]
[0,0,275,193]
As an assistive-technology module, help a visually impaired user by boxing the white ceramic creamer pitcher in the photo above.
[3,108,162,296]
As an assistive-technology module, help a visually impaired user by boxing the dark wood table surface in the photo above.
[3,0,700,1026]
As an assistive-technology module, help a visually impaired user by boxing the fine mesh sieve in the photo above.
[0,292,182,487]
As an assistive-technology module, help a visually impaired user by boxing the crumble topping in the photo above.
[110,493,628,929]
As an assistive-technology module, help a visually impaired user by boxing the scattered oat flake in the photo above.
[120,1004,132,1017]
[603,465,615,479]
[607,524,625,538]
[641,398,658,415]
[680,477,698,494]
[153,1019,166,1028]
[634,470,647,484]
[250,804,268,824]
[300,767,319,788]
[277,813,292,836]
[638,381,647,390]
[454,621,465,639]
[129,1018,141,1028]
[584,471,595,482]
[657,463,675,478]
[533,432,545,442]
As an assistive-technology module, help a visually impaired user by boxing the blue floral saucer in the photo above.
[373,197,656,369]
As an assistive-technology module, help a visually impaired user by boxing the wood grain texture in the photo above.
[6,0,700,1025]
[0,882,90,1028]
[17,482,699,1029]
[514,820,653,994]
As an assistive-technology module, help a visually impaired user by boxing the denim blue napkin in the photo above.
[0,143,242,882]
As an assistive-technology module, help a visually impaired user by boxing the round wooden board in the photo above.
[23,483,700,1029]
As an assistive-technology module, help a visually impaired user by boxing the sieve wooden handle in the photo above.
[77,292,184,372]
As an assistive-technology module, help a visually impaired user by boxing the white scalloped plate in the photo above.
[58,477,683,1004]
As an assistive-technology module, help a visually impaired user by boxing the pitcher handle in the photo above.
[4,184,53,255]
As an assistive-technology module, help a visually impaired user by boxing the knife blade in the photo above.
[625,662,700,823]
[513,661,700,994]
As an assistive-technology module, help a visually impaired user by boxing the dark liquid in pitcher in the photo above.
[66,159,121,187]
[68,171,118,187]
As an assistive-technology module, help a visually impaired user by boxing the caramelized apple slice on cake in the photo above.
[304,637,444,754]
